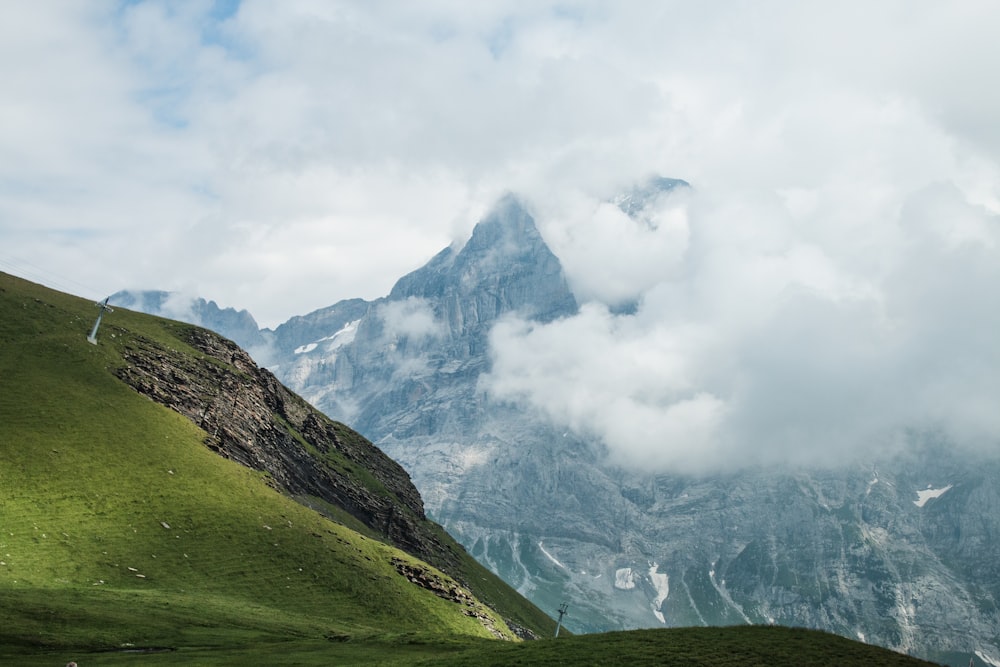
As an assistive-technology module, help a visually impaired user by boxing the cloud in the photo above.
[538,189,692,307]
[156,290,202,324]
[4,1,1000,330]
[485,179,1000,473]
[369,297,445,383]
[377,297,444,342]
[1,2,1000,468]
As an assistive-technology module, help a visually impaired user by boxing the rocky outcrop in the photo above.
[111,323,468,577]
[390,557,511,639]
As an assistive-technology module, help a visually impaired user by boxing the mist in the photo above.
[484,180,1000,473]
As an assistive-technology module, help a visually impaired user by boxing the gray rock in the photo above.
[266,190,1000,666]
[124,186,1000,666]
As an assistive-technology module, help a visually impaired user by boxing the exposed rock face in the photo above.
[259,189,1000,667]
[390,557,509,639]
[388,193,577,325]
[111,323,468,577]
[335,194,578,441]
[269,298,370,358]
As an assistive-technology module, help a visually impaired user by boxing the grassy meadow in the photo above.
[0,272,514,659]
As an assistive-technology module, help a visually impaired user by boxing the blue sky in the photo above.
[2,1,999,468]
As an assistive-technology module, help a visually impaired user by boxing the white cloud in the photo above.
[4,3,999,322]
[377,297,444,342]
[539,190,692,307]
[1,1,1000,468]
[486,179,1000,472]
[156,290,201,324]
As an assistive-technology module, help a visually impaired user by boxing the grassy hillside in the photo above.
[0,272,520,656]
[419,626,943,667]
[0,272,942,665]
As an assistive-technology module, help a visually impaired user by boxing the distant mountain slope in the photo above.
[0,271,558,658]
[341,193,579,439]
[269,297,371,358]
[111,288,268,353]
[100,182,1000,667]
[256,187,1000,667]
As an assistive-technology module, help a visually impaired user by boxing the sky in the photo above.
[3,1,999,470]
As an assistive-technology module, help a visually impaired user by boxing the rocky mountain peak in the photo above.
[389,194,577,331]
[461,193,545,257]
[615,175,690,219]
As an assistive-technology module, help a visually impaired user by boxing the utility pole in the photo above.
[87,297,114,345]
[555,602,568,637]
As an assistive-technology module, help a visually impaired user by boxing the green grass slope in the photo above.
[415,626,943,667]
[0,272,516,659]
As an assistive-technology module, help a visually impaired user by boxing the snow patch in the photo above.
[681,578,708,625]
[649,562,669,624]
[708,562,751,624]
[913,484,953,507]
[294,319,360,355]
[865,471,878,496]
[976,650,1000,667]
[615,567,636,590]
[330,319,360,346]
[538,542,567,570]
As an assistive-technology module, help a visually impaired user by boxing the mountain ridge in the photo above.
[104,184,1000,667]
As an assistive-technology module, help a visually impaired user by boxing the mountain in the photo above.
[111,288,268,353]
[320,192,578,438]
[614,176,690,219]
[257,187,999,667]
[108,182,1000,667]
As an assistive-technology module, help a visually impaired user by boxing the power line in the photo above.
[0,253,105,301]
